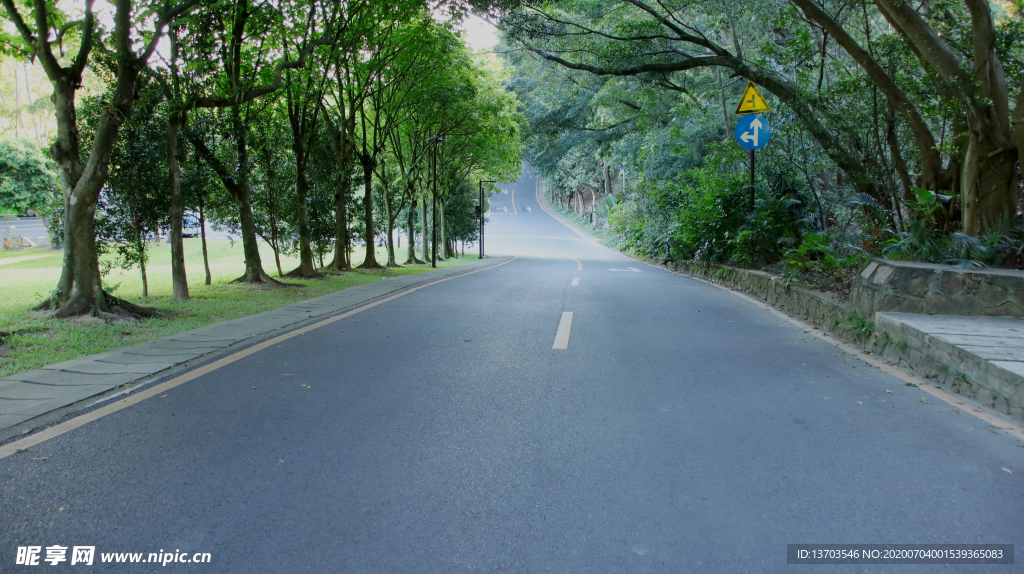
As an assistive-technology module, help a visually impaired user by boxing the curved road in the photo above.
[1,165,1021,572]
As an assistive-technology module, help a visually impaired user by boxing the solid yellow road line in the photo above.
[0,257,519,460]
[564,255,582,271]
[552,312,574,350]
[511,187,517,214]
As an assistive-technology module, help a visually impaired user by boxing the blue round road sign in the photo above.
[734,114,771,150]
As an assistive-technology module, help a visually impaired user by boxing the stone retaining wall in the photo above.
[852,259,1024,318]
[664,261,858,341]
[660,257,1024,421]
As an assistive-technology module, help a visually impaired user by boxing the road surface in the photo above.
[1,165,1021,572]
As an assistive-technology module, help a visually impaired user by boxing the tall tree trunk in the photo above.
[421,199,429,263]
[285,149,321,278]
[357,152,382,269]
[322,114,353,272]
[188,114,284,286]
[167,113,189,299]
[440,202,452,259]
[269,199,283,276]
[406,196,423,264]
[138,231,148,298]
[325,166,352,271]
[199,195,212,285]
[384,191,398,267]
[961,133,1019,235]
[41,78,159,319]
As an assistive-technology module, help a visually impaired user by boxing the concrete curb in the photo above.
[0,257,511,441]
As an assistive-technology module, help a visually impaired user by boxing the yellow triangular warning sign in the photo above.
[735,81,771,114]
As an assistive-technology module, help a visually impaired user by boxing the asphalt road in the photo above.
[2,217,48,247]
[1,165,1022,572]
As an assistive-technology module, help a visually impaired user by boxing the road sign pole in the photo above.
[750,150,756,209]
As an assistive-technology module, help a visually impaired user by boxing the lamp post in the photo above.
[478,179,496,259]
[428,136,443,268]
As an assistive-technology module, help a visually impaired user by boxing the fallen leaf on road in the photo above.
[1003,468,1013,473]
[857,401,863,404]
[955,402,965,405]
[32,457,47,461]
[252,386,257,389]
[920,398,932,404]
[886,390,893,393]
[278,459,284,463]
[946,452,953,455]
[160,395,167,398]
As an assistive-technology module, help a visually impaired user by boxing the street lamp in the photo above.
[478,179,496,259]
[428,136,444,268]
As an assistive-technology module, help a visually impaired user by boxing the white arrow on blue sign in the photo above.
[734,113,771,150]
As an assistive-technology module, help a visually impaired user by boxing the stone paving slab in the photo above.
[0,381,94,400]
[0,386,124,417]
[92,352,197,365]
[120,347,223,357]
[875,312,1024,419]
[934,334,1024,348]
[40,359,177,376]
[7,370,142,387]
[134,339,239,350]
[0,414,27,429]
[0,258,508,437]
[959,345,1024,361]
[992,361,1024,378]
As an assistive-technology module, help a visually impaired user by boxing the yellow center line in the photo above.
[564,255,582,271]
[511,187,517,214]
[0,257,519,459]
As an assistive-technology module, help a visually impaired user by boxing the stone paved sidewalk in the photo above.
[0,257,509,437]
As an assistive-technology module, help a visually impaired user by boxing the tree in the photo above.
[0,138,59,233]
[492,0,1024,235]
[176,0,341,286]
[0,0,199,318]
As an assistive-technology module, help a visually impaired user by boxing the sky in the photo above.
[458,13,501,51]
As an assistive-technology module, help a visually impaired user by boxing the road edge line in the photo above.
[534,176,1024,440]
[0,256,518,459]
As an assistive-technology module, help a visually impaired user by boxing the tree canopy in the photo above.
[0,0,524,318]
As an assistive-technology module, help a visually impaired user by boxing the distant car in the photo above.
[182,212,201,238]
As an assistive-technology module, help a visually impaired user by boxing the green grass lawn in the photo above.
[0,238,475,378]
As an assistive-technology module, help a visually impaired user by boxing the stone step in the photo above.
[872,312,1024,419]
